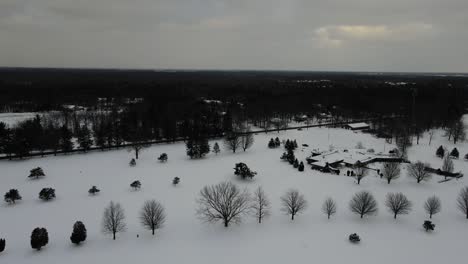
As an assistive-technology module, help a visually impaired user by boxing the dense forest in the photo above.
[1,68,467,158]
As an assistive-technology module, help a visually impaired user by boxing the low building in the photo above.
[345,122,370,130]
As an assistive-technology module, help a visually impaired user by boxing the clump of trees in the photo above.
[39,188,55,201]
[158,153,168,162]
[284,139,298,152]
[196,181,251,227]
[240,131,254,152]
[28,167,45,179]
[4,189,22,204]
[186,138,210,158]
[385,192,412,219]
[382,162,401,184]
[456,186,468,219]
[407,161,431,183]
[102,201,126,240]
[251,186,270,224]
[268,137,281,148]
[234,163,257,180]
[322,197,337,219]
[424,195,441,218]
[172,177,180,186]
[140,200,166,236]
[349,191,378,218]
[280,149,296,165]
[31,227,48,250]
[70,221,87,245]
[130,180,142,190]
[280,189,307,220]
[88,186,100,195]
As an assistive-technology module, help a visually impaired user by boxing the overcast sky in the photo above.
[1,0,467,72]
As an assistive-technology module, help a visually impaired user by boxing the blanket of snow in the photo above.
[1,123,468,264]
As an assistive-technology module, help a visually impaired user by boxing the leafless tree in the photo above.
[251,186,270,223]
[424,195,441,218]
[452,119,466,144]
[442,154,454,173]
[127,142,149,160]
[382,162,401,184]
[223,133,242,153]
[322,197,337,219]
[280,189,307,220]
[456,186,468,219]
[385,192,412,219]
[349,191,378,218]
[140,200,166,235]
[196,182,250,227]
[102,201,126,240]
[354,162,367,185]
[240,132,254,152]
[428,130,435,146]
[407,161,432,183]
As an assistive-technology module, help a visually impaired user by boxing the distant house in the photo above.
[345,122,370,131]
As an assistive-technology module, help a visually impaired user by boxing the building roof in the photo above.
[346,122,370,129]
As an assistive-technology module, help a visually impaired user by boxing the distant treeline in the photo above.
[0,69,467,158]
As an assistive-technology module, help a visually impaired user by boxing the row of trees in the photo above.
[354,161,433,185]
[196,182,468,227]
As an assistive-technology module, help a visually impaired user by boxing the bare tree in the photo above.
[140,200,166,235]
[240,132,254,152]
[382,162,401,184]
[452,119,466,144]
[128,143,149,160]
[251,186,270,223]
[102,201,126,240]
[280,189,307,220]
[196,182,250,227]
[424,195,441,219]
[354,161,367,185]
[223,133,242,153]
[322,197,337,219]
[349,191,378,218]
[456,186,468,219]
[442,154,454,173]
[385,192,412,219]
[407,161,432,183]
[428,130,435,146]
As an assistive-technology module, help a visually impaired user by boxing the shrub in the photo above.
[28,167,45,179]
[234,163,257,180]
[70,221,87,245]
[298,162,305,172]
[31,228,48,250]
[129,158,136,167]
[88,186,100,195]
[158,153,168,162]
[4,189,22,204]
[423,220,435,232]
[130,180,142,190]
[172,177,180,186]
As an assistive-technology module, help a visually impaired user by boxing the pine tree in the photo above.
[293,159,299,168]
[172,177,180,185]
[213,142,220,155]
[0,238,5,253]
[275,137,281,147]
[39,188,56,201]
[88,186,100,195]
[70,221,87,245]
[450,148,459,158]
[234,163,257,180]
[59,125,73,152]
[77,125,93,152]
[436,145,445,158]
[28,167,45,179]
[130,180,142,190]
[31,227,48,250]
[158,153,168,162]
[298,162,305,172]
[129,158,136,167]
[268,138,276,148]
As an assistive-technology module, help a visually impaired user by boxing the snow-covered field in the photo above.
[1,125,468,264]
[0,112,39,127]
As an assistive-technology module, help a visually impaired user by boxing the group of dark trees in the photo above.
[279,139,303,171]
[436,145,460,159]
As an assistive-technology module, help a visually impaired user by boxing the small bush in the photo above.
[130,180,141,190]
[39,188,55,201]
[158,153,168,162]
[28,167,45,179]
[172,177,180,186]
[88,186,100,195]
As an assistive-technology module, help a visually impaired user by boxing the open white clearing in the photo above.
[1,124,468,264]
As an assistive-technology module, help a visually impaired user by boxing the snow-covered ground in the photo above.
[1,124,467,264]
[0,112,39,127]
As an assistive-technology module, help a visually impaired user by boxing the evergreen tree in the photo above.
[186,138,210,159]
[275,137,281,147]
[70,221,87,245]
[172,177,180,185]
[39,188,56,201]
[59,125,73,152]
[77,125,93,152]
[30,227,48,250]
[293,159,299,168]
[450,148,459,158]
[213,142,220,155]
[423,221,435,232]
[0,238,4,253]
[298,161,305,172]
[129,158,136,167]
[4,189,22,204]
[436,145,445,158]
[234,162,257,180]
[158,153,168,162]
[28,167,45,179]
[130,180,142,190]
[88,186,100,195]
[268,138,276,148]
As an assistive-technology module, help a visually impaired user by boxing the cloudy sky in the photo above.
[1,0,467,72]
